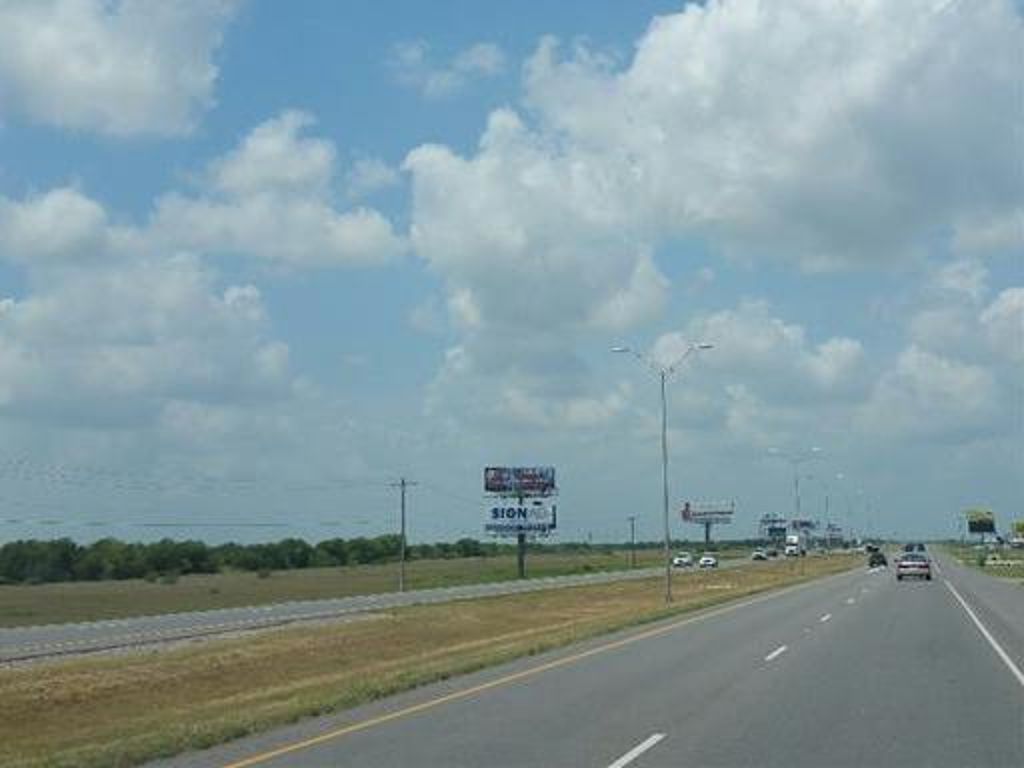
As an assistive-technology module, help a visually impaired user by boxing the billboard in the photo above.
[484,499,557,536]
[790,519,818,531]
[760,514,787,538]
[484,466,556,497]
[681,501,735,525]
[966,508,996,534]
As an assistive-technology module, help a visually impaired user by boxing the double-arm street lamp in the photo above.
[613,341,713,603]
[767,446,822,522]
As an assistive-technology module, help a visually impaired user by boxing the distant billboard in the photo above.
[484,466,556,497]
[966,509,996,534]
[760,515,787,538]
[484,499,557,536]
[790,519,818,531]
[681,501,735,525]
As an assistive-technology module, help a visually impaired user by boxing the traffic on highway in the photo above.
[1,1,1021,766]
[147,549,1023,768]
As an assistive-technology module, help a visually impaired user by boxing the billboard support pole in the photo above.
[704,521,712,547]
[516,494,527,579]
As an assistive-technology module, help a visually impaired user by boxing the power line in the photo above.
[0,455,392,497]
[418,480,481,509]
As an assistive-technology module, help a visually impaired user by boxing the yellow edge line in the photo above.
[223,568,856,768]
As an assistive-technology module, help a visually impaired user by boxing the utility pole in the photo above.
[390,477,417,592]
[628,515,637,568]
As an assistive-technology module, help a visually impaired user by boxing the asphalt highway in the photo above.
[154,550,1023,768]
[0,560,749,662]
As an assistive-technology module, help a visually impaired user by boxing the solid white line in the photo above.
[944,580,1024,689]
[764,644,788,662]
[820,613,832,623]
[607,734,666,768]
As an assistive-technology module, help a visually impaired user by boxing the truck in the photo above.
[1011,520,1024,549]
[784,531,808,557]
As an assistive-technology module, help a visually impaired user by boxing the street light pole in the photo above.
[628,515,637,568]
[659,369,671,598]
[794,470,802,519]
[613,341,713,604]
[768,447,822,522]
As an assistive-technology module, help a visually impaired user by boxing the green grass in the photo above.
[0,546,748,627]
[941,543,1024,581]
[0,554,856,768]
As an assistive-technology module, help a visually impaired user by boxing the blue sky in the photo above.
[0,0,1021,545]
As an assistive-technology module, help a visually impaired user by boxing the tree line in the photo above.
[0,534,762,586]
[0,535,513,585]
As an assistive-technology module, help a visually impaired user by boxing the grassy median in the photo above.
[942,543,1024,581]
[0,554,857,768]
[0,548,729,628]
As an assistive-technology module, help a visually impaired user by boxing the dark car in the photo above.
[868,551,888,567]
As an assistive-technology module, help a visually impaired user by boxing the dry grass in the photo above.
[0,554,856,768]
[943,544,1024,581]
[0,549,690,628]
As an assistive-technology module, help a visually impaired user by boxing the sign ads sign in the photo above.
[484,466,556,497]
[680,501,735,525]
[966,508,996,534]
[485,499,557,536]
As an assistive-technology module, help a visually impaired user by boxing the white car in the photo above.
[698,554,718,568]
[671,552,694,568]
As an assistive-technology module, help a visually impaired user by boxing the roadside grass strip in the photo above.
[0,555,857,768]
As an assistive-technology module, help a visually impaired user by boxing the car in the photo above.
[868,551,888,567]
[765,547,779,558]
[784,544,800,557]
[896,552,931,580]
[751,549,768,561]
[698,553,719,568]
[671,552,693,568]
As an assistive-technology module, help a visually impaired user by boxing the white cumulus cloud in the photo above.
[390,40,505,99]
[406,0,1022,435]
[152,111,405,267]
[519,0,1022,267]
[0,255,291,427]
[0,0,235,136]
